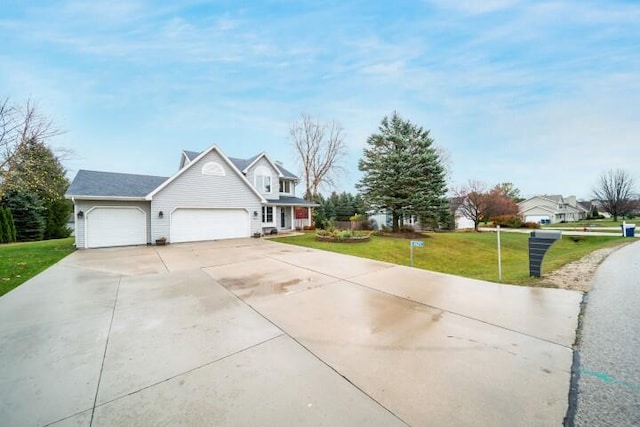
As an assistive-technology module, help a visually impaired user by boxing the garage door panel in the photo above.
[87,208,147,248]
[171,209,249,243]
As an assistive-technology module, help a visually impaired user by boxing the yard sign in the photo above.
[410,240,424,266]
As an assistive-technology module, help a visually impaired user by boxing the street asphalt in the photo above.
[573,240,640,426]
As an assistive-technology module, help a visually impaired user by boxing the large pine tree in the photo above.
[1,137,70,239]
[358,112,449,232]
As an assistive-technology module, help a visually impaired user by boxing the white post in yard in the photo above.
[497,225,502,282]
[410,243,414,267]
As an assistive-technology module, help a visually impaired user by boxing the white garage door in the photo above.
[171,208,249,243]
[86,207,147,248]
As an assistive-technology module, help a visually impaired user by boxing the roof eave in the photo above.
[65,195,148,201]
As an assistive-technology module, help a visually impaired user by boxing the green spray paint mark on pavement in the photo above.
[580,367,640,392]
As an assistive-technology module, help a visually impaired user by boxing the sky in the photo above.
[1,0,639,200]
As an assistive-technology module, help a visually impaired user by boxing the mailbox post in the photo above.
[528,230,562,277]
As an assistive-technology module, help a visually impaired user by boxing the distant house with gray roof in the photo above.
[66,145,316,249]
[518,195,589,224]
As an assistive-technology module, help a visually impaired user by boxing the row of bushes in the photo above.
[489,215,540,229]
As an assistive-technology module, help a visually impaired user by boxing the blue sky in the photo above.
[2,0,639,200]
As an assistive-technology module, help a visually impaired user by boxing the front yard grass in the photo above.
[273,232,626,285]
[0,238,76,297]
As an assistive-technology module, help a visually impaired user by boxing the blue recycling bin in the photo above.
[622,223,636,237]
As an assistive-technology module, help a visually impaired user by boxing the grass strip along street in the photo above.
[0,237,75,296]
[273,232,625,286]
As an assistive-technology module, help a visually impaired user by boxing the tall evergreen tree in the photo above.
[335,192,355,221]
[7,208,17,242]
[353,194,366,216]
[44,199,72,239]
[1,137,70,240]
[2,190,45,241]
[0,208,7,243]
[358,112,449,232]
[0,207,17,242]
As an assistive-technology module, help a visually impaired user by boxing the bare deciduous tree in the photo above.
[593,169,635,222]
[454,180,489,232]
[0,98,63,173]
[290,113,346,200]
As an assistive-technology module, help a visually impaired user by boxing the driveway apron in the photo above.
[0,239,582,426]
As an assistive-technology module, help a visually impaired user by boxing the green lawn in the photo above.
[0,238,76,297]
[273,232,626,285]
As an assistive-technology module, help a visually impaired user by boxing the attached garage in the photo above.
[86,207,148,248]
[170,208,250,243]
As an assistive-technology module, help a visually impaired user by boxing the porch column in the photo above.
[290,206,295,230]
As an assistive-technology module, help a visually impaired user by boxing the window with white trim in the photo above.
[262,206,273,223]
[255,166,272,193]
[279,179,291,193]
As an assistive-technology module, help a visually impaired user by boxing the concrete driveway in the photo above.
[0,239,582,426]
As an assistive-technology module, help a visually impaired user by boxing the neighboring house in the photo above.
[367,211,419,230]
[449,196,476,230]
[367,211,391,230]
[66,145,316,249]
[518,195,588,224]
[589,199,612,218]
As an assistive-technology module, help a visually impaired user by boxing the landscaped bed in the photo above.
[315,229,371,243]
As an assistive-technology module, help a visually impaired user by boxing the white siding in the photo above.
[519,197,554,213]
[455,215,475,230]
[151,149,263,243]
[246,157,279,200]
[73,200,151,249]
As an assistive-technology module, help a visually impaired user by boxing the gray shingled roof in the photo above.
[183,150,200,161]
[275,163,298,179]
[266,196,318,206]
[542,195,563,203]
[66,170,168,198]
[228,155,257,172]
[186,149,298,180]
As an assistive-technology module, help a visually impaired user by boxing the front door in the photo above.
[280,208,286,228]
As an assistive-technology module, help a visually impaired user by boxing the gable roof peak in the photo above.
[148,144,266,202]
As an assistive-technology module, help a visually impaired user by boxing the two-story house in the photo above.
[518,195,588,224]
[66,144,316,248]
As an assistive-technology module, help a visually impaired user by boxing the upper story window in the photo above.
[279,179,291,193]
[254,166,272,193]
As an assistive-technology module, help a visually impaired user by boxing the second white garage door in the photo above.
[170,208,250,243]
